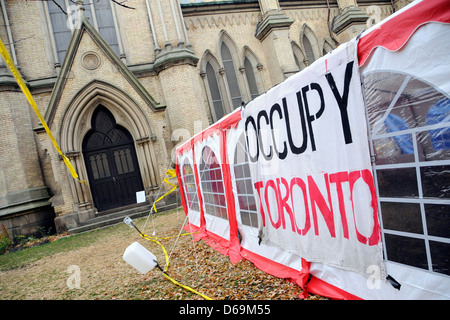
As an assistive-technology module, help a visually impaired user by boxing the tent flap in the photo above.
[357,0,450,66]
[175,0,450,300]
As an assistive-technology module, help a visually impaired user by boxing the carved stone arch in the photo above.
[291,41,307,71]
[199,50,221,73]
[242,46,262,68]
[217,30,241,67]
[202,17,210,29]
[211,16,218,28]
[300,24,321,66]
[217,30,244,110]
[59,80,161,215]
[322,39,335,55]
[242,46,265,100]
[199,50,228,122]
[59,80,153,153]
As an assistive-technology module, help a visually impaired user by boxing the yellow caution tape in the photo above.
[153,169,178,213]
[126,216,210,299]
[140,232,212,300]
[154,232,193,241]
[0,37,86,184]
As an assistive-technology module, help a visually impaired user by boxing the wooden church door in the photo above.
[82,106,144,212]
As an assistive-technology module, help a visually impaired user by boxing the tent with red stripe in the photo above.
[175,0,450,300]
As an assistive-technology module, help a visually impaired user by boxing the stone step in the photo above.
[67,202,179,235]
[80,203,153,226]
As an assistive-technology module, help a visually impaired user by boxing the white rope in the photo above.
[142,162,177,236]
[178,145,217,275]
[166,213,189,269]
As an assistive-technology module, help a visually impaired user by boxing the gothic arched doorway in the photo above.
[82,106,144,212]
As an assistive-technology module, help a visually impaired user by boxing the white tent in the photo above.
[176,0,450,299]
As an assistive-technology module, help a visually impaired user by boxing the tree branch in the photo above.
[46,0,67,15]
[36,0,135,15]
[107,0,136,10]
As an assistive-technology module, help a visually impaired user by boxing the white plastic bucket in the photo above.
[123,242,158,274]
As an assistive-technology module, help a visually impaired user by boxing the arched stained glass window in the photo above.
[221,42,242,109]
[244,57,259,101]
[303,35,315,66]
[206,62,225,120]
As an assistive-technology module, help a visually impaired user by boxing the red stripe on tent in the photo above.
[186,220,312,298]
[183,223,209,246]
[358,0,450,66]
[185,128,244,264]
[192,146,207,232]
[176,108,242,154]
[175,157,189,215]
[220,130,243,264]
[205,230,242,264]
[240,248,311,299]
[179,119,243,265]
[306,276,362,300]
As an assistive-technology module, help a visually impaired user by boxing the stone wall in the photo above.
[0,0,409,235]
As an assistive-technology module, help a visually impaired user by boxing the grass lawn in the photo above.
[0,224,118,272]
[0,208,324,300]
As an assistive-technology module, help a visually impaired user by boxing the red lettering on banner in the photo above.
[254,169,380,246]
[276,177,296,232]
[254,181,266,227]
[265,179,281,229]
[308,174,335,238]
[290,177,311,236]
[329,171,350,239]
[349,169,380,246]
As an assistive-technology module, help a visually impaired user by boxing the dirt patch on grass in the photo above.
[0,209,326,300]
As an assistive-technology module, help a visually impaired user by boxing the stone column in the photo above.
[136,136,160,189]
[256,0,298,86]
[332,0,369,42]
[147,0,209,136]
[0,91,55,237]
[52,150,95,233]
[65,151,95,220]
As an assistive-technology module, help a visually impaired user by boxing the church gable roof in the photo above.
[44,15,164,126]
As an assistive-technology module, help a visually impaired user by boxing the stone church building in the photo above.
[0,0,410,237]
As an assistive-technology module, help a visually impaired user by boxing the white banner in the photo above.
[241,39,384,277]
